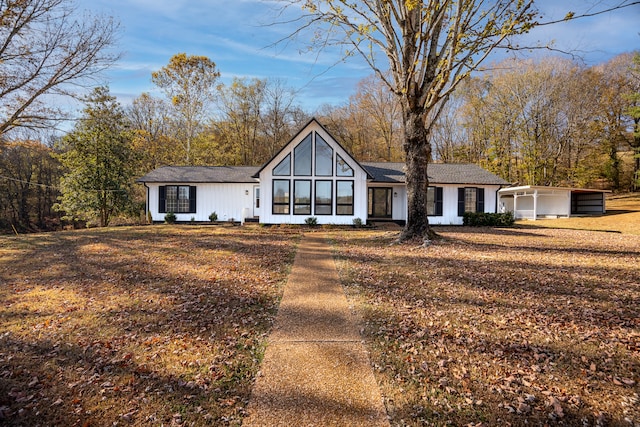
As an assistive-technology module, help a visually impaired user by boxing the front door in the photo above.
[368,187,392,218]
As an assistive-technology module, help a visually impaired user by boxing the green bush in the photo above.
[209,212,218,222]
[304,216,318,226]
[352,217,363,227]
[463,211,514,227]
[164,212,177,224]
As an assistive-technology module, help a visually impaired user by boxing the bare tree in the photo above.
[127,93,173,172]
[279,0,538,241]
[0,0,120,135]
[278,0,639,241]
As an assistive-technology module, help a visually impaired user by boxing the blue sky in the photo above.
[79,0,640,112]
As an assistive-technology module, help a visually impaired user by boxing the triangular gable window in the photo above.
[336,154,354,177]
[273,153,291,176]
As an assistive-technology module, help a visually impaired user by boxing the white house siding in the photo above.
[391,185,407,220]
[430,184,501,225]
[146,182,254,222]
[258,121,369,225]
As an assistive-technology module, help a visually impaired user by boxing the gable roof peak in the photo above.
[252,117,372,179]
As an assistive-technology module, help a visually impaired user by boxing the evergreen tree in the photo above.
[55,87,136,226]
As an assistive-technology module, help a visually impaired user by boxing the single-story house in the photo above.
[498,185,611,220]
[137,118,510,225]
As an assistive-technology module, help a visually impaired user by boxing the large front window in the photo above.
[269,131,359,217]
[294,180,311,215]
[315,180,332,215]
[273,180,290,214]
[336,181,354,215]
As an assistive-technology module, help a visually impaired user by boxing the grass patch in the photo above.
[0,225,300,426]
[332,227,639,426]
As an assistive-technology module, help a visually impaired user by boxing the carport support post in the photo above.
[532,189,538,221]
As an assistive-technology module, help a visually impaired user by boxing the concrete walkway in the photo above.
[243,233,389,426]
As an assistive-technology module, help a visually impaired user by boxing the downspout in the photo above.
[495,185,504,213]
[143,182,150,223]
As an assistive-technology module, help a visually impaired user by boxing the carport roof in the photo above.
[498,185,611,195]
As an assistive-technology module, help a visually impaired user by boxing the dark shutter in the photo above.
[435,187,443,216]
[457,188,465,216]
[476,188,485,213]
[159,186,166,213]
[189,186,197,213]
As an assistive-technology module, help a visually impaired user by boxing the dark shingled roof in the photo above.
[136,166,260,183]
[137,163,508,186]
[362,162,509,185]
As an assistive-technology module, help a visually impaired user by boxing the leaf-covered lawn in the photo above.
[333,227,639,426]
[0,225,299,426]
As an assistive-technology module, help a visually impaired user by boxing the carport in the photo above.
[498,185,610,220]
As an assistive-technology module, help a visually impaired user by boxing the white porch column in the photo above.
[513,194,518,219]
[532,189,538,221]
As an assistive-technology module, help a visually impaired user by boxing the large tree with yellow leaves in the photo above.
[283,0,539,241]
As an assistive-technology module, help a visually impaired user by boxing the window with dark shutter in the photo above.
[161,185,196,213]
[476,188,485,213]
[458,187,484,215]
[159,186,167,213]
[189,186,197,213]
[458,188,466,216]
[427,186,443,216]
[435,187,443,216]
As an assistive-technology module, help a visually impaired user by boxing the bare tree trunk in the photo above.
[399,110,436,242]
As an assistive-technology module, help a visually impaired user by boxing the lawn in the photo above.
[332,224,639,426]
[0,225,299,426]
[1,198,639,426]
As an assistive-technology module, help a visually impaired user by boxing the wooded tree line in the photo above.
[432,53,640,190]
[2,52,639,231]
[0,0,639,239]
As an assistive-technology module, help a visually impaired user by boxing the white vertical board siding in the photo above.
[146,182,254,222]
[428,184,501,225]
[391,185,407,221]
[537,192,571,217]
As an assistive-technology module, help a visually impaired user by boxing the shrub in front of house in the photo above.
[463,211,514,227]
[164,212,177,224]
[352,217,363,227]
[209,212,218,222]
[304,217,318,226]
